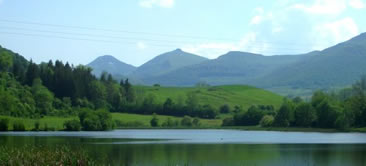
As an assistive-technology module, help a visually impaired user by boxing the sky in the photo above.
[0,0,365,66]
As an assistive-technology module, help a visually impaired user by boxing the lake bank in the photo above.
[1,114,366,133]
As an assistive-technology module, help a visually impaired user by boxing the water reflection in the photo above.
[1,130,366,166]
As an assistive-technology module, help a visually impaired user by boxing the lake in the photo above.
[1,129,366,166]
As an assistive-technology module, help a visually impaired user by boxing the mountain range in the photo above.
[87,32,366,96]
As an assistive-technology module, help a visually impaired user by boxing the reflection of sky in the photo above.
[2,129,366,144]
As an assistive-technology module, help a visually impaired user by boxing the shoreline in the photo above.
[2,126,363,133]
[111,126,366,133]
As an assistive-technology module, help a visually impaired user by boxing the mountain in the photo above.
[131,49,209,79]
[143,51,308,86]
[139,32,366,96]
[252,32,366,91]
[86,32,366,96]
[87,55,136,77]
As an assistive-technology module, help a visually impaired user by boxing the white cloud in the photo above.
[272,26,283,33]
[137,42,147,49]
[139,0,174,8]
[182,0,363,58]
[254,7,264,14]
[349,0,365,8]
[250,15,263,25]
[291,0,347,15]
[313,17,359,49]
[182,32,270,59]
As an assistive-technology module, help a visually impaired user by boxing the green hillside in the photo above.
[0,113,222,130]
[252,32,366,92]
[135,85,283,111]
[142,51,308,86]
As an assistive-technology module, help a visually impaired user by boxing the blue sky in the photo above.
[0,0,365,66]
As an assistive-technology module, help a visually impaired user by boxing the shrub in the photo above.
[260,115,274,127]
[33,121,40,131]
[114,120,145,127]
[0,118,9,131]
[126,121,145,127]
[220,104,230,114]
[13,121,25,131]
[64,120,81,131]
[192,117,200,127]
[150,114,159,127]
[43,123,49,131]
[222,117,234,126]
[114,120,124,127]
[78,109,114,131]
[161,118,176,127]
[181,116,192,127]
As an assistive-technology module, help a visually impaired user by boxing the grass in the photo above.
[223,126,339,132]
[0,113,222,131]
[112,113,222,128]
[350,127,366,132]
[0,115,76,131]
[1,113,365,132]
[135,85,283,111]
[0,145,96,165]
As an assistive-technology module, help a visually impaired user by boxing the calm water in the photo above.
[1,129,366,166]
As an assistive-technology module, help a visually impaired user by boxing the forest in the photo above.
[1,45,366,131]
[223,77,366,130]
[0,46,220,130]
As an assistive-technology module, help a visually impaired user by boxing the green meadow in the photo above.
[0,113,222,131]
[136,85,283,110]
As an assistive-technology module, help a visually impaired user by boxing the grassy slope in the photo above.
[2,114,366,132]
[0,85,281,130]
[111,113,222,127]
[135,85,283,111]
[0,113,222,131]
[0,115,76,130]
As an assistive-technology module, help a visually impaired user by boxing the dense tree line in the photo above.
[3,45,365,130]
[0,46,218,122]
[223,76,366,129]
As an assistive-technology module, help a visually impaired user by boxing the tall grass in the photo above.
[0,145,96,166]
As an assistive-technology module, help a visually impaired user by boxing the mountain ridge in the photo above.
[87,32,366,96]
[87,55,136,77]
[130,48,209,79]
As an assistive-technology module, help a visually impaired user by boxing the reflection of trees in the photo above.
[277,144,366,166]
[2,136,366,166]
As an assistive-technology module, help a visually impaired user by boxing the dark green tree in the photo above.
[295,103,316,127]
[315,100,338,128]
[220,104,230,113]
[0,51,13,72]
[273,100,294,127]
[163,98,174,113]
[181,116,192,127]
[150,113,159,127]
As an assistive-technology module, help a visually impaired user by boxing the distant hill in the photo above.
[131,49,208,79]
[135,85,283,111]
[144,51,308,86]
[86,32,366,96]
[87,55,136,77]
[252,32,366,91]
